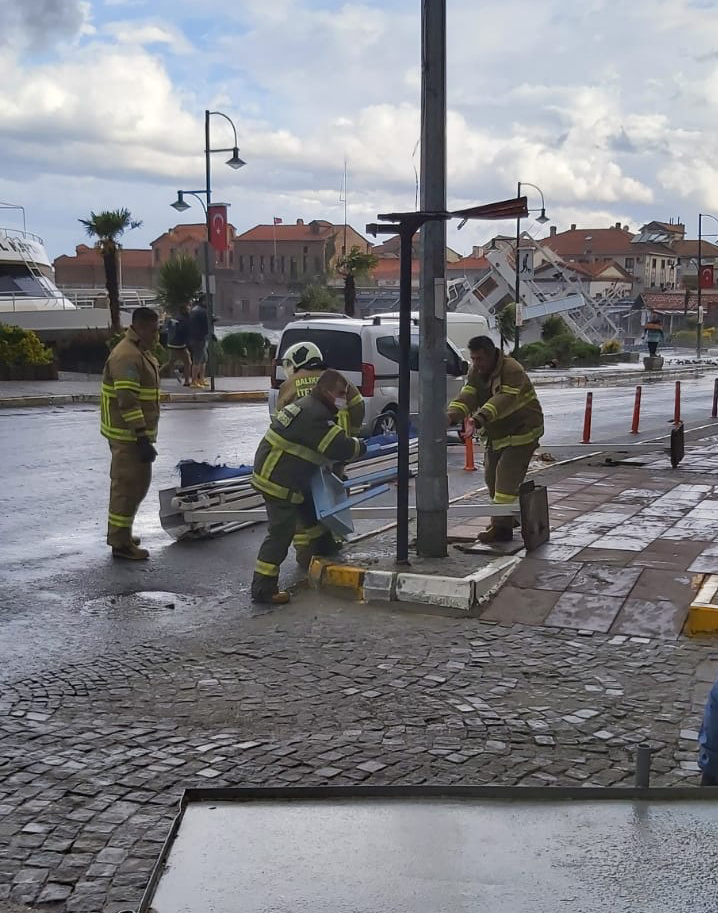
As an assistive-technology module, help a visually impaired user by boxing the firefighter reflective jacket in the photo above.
[276,369,365,434]
[448,352,543,450]
[101,327,160,442]
[253,392,367,503]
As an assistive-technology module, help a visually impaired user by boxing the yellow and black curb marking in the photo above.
[684,575,718,636]
[308,558,365,600]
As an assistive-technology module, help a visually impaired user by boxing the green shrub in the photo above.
[601,339,621,354]
[541,316,569,341]
[516,341,554,368]
[672,328,714,346]
[570,340,601,366]
[0,324,53,366]
[221,331,268,361]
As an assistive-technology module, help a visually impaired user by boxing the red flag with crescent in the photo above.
[209,205,229,252]
[699,265,714,290]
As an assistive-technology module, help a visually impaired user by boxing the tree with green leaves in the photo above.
[297,283,340,313]
[79,209,142,333]
[496,302,516,350]
[155,252,203,317]
[335,245,378,317]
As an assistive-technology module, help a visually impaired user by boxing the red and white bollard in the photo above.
[581,392,593,444]
[463,417,477,471]
[630,385,642,435]
[674,381,681,426]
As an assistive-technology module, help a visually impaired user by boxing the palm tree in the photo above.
[335,245,378,317]
[155,252,203,316]
[79,209,142,333]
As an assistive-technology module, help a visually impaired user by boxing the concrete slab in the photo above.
[569,564,643,598]
[145,796,718,913]
[508,558,582,592]
[480,586,560,626]
[545,592,625,633]
[611,598,689,639]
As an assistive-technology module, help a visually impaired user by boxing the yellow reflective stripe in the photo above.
[348,393,362,407]
[138,391,158,401]
[482,402,498,420]
[260,447,282,485]
[251,472,304,504]
[255,559,279,577]
[121,410,145,422]
[115,380,141,390]
[460,384,477,396]
[493,492,518,505]
[337,409,350,433]
[108,512,133,528]
[298,524,325,542]
[265,428,323,465]
[101,383,117,398]
[499,384,521,395]
[490,425,543,450]
[318,423,342,454]
[101,424,157,442]
[449,400,470,417]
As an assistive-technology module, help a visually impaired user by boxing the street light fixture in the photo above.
[514,181,549,353]
[698,212,718,360]
[168,109,246,392]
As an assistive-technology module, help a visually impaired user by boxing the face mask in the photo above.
[335,396,347,410]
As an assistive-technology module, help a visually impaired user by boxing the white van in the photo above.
[269,315,468,436]
[375,311,500,359]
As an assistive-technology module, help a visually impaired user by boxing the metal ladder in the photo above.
[17,240,63,304]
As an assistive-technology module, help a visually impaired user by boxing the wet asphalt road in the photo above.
[1,374,717,681]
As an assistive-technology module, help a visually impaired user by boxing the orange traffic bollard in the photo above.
[630,385,642,434]
[674,381,681,425]
[463,417,477,471]
[581,392,593,444]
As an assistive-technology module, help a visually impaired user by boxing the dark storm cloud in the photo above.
[1,0,88,50]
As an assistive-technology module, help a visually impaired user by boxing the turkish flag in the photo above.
[209,204,229,252]
[700,265,714,289]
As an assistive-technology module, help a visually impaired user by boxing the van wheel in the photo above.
[372,410,397,435]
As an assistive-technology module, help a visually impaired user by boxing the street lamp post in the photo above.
[170,109,245,391]
[697,212,718,361]
[513,181,549,354]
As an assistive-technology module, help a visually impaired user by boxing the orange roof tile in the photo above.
[541,227,636,258]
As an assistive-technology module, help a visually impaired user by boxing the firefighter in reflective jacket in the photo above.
[276,341,365,434]
[101,308,160,560]
[252,369,367,604]
[447,335,543,544]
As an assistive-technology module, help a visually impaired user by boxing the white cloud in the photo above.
[103,21,194,53]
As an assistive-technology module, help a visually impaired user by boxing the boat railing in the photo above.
[0,226,44,245]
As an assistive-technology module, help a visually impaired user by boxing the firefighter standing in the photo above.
[276,341,365,434]
[101,308,160,560]
[252,369,366,604]
[447,335,543,543]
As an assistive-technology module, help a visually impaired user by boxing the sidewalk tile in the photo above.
[586,536,646,552]
[611,598,688,639]
[530,544,583,561]
[544,592,625,633]
[631,539,710,570]
[509,558,581,591]
[628,568,696,607]
[480,587,559,626]
[569,564,642,597]
[572,548,634,567]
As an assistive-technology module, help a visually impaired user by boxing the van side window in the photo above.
[377,335,463,376]
[279,329,362,372]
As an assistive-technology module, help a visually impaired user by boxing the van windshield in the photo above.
[279,329,362,372]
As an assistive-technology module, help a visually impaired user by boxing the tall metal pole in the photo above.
[397,226,414,565]
[416,0,448,559]
[698,214,703,361]
[513,181,521,354]
[204,109,216,392]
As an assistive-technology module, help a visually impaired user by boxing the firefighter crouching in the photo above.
[252,369,367,605]
[447,335,543,544]
[101,308,160,560]
[276,341,365,435]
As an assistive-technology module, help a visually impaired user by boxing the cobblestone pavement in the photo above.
[2,598,718,913]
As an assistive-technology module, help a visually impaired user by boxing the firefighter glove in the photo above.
[137,436,158,463]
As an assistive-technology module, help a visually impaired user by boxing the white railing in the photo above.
[0,226,44,245]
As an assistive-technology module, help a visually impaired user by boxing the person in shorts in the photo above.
[188,298,210,388]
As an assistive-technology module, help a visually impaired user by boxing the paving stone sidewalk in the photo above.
[451,437,718,638]
[1,603,718,912]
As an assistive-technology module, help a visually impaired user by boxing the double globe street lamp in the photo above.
[170,110,246,391]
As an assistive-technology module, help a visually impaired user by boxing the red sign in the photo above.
[700,265,714,289]
[209,204,229,252]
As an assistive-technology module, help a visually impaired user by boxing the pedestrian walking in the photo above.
[447,335,543,543]
[188,298,210,388]
[251,369,366,604]
[643,316,665,357]
[277,341,365,434]
[163,304,192,386]
[101,307,160,560]
[699,673,718,786]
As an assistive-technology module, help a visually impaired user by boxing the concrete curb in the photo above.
[684,575,718,636]
[0,389,269,409]
[308,554,520,615]
[531,366,712,389]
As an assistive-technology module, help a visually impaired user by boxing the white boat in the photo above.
[0,226,76,312]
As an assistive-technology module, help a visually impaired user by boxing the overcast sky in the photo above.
[3,0,718,260]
